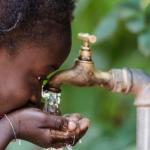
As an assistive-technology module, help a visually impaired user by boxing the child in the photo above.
[0,0,89,149]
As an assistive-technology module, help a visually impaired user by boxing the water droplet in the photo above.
[79,139,82,144]
[66,145,73,150]
[18,139,21,146]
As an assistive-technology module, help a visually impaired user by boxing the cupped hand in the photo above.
[7,108,90,148]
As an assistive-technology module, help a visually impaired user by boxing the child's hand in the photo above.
[7,108,90,148]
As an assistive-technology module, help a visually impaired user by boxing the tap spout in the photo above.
[46,59,112,93]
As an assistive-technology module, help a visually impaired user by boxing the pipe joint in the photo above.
[110,68,132,93]
[135,84,150,107]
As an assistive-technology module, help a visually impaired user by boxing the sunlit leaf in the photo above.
[119,1,140,20]
[145,4,150,24]
[125,15,145,33]
[141,0,150,10]
[75,0,91,16]
[138,31,150,56]
[119,7,139,20]
[94,11,119,42]
[125,145,136,150]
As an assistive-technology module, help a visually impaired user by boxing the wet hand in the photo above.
[53,113,90,149]
[7,108,90,149]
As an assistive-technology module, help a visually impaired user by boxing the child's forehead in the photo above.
[14,36,71,68]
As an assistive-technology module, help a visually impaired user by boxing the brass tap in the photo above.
[44,33,150,96]
[44,33,112,93]
[78,33,96,61]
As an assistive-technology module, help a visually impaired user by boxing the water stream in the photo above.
[42,89,73,150]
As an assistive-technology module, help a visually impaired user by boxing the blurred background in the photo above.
[7,0,150,149]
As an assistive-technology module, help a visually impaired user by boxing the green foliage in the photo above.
[95,11,119,42]
[141,0,150,9]
[138,31,150,56]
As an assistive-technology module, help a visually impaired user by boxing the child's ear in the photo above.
[0,0,33,32]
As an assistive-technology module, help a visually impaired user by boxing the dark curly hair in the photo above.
[0,0,75,52]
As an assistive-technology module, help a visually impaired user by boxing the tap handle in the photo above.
[78,33,97,46]
[78,33,96,61]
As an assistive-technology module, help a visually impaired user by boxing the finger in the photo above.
[64,113,81,120]
[49,130,75,145]
[40,129,70,148]
[79,118,90,132]
[68,120,77,131]
[72,113,82,119]
[66,114,82,131]
[43,115,68,131]
[77,118,90,138]
[50,130,71,140]
[67,113,81,122]
[42,129,72,148]
[63,114,70,118]
[72,118,90,145]
[50,118,90,145]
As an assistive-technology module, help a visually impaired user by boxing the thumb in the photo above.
[43,114,69,131]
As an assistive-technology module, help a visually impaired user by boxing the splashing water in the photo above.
[45,145,73,150]
[66,145,73,150]
[42,89,82,150]
[79,139,82,144]
[42,89,62,150]
[42,89,61,115]
[46,148,64,150]
[65,137,82,150]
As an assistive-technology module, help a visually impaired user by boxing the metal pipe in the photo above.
[137,107,150,150]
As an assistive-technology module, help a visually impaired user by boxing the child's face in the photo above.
[0,34,71,113]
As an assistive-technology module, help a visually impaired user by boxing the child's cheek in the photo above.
[0,79,32,113]
[29,80,42,106]
[24,75,42,103]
